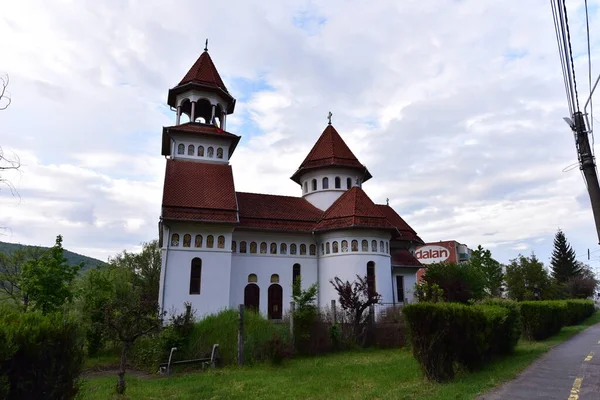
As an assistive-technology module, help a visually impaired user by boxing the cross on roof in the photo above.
[327,111,332,125]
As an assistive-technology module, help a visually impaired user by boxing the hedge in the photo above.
[563,300,595,326]
[0,308,84,400]
[403,303,517,382]
[519,301,566,340]
[478,299,522,354]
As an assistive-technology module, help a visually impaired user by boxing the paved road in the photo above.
[480,322,600,400]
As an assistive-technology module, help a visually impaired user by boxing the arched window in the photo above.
[347,177,352,189]
[386,242,389,254]
[309,244,316,256]
[362,240,369,252]
[189,258,202,294]
[268,284,283,320]
[300,244,307,255]
[341,240,348,252]
[367,261,376,295]
[177,144,185,154]
[216,147,223,159]
[270,243,277,254]
[351,240,358,252]
[195,235,203,248]
[207,147,214,157]
[322,177,329,189]
[260,242,267,254]
[332,241,339,253]
[321,243,325,255]
[183,234,191,247]
[232,241,237,252]
[335,177,341,189]
[326,242,331,254]
[240,241,247,253]
[290,244,297,255]
[303,182,308,193]
[187,144,194,155]
[280,243,287,255]
[271,274,279,283]
[207,235,214,248]
[380,241,384,252]
[171,233,180,247]
[198,146,205,157]
[371,240,377,252]
[293,263,301,295]
[311,179,317,191]
[248,273,257,283]
[250,242,257,253]
[244,283,259,311]
[218,235,225,249]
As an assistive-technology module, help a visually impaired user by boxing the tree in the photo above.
[420,262,486,303]
[505,253,551,301]
[330,275,381,344]
[20,235,82,314]
[0,246,45,309]
[291,280,318,353]
[550,229,581,283]
[103,267,162,394]
[0,74,10,110]
[469,245,504,297]
[108,240,161,305]
[0,74,19,201]
[567,262,598,299]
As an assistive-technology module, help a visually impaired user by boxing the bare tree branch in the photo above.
[0,74,11,110]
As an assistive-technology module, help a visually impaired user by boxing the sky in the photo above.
[1,0,600,269]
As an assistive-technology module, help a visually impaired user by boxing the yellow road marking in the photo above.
[585,352,594,362]
[568,377,583,400]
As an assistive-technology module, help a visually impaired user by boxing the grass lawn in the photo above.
[80,312,600,400]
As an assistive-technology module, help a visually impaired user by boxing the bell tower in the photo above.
[161,41,240,163]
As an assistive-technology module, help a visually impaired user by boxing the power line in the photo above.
[562,0,580,111]
[584,0,594,147]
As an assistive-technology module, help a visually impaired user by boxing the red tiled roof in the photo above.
[236,192,323,232]
[179,51,229,93]
[291,125,372,183]
[161,160,238,223]
[391,249,422,267]
[161,123,241,157]
[314,187,394,231]
[376,205,422,243]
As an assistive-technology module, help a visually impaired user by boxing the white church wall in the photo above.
[160,222,234,318]
[392,267,418,304]
[171,133,231,162]
[300,167,363,210]
[230,231,318,316]
[317,229,393,306]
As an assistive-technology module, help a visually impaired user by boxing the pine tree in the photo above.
[550,229,581,283]
[469,245,504,297]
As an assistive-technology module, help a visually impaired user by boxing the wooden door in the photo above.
[268,284,283,320]
[244,284,260,312]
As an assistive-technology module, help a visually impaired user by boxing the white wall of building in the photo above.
[392,267,418,304]
[171,133,231,163]
[299,167,364,210]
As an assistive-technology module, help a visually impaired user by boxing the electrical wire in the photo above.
[551,0,574,115]
[562,0,580,111]
[585,0,594,147]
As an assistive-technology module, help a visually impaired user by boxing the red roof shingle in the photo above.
[391,249,422,267]
[178,51,229,93]
[161,160,238,223]
[236,192,323,232]
[314,187,394,231]
[291,125,372,183]
[376,205,423,243]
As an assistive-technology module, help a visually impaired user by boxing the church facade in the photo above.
[158,48,424,319]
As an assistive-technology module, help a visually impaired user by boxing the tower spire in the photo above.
[327,111,332,125]
[204,38,208,52]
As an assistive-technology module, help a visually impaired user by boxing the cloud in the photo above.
[1,0,599,265]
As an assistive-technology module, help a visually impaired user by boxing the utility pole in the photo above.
[570,112,600,244]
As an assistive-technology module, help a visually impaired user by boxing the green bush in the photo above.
[403,302,516,382]
[564,300,595,325]
[183,309,289,366]
[478,299,522,353]
[519,301,567,340]
[420,262,486,303]
[0,308,84,400]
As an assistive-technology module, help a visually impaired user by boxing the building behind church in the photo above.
[158,48,425,319]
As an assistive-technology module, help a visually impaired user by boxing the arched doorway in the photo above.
[268,284,283,320]
[244,284,260,312]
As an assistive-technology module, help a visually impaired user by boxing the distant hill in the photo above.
[0,241,106,272]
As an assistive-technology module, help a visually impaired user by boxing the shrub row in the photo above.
[402,302,520,382]
[0,307,84,400]
[520,300,595,340]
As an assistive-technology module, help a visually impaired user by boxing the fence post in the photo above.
[369,304,375,325]
[331,299,337,324]
[290,301,295,348]
[237,304,244,366]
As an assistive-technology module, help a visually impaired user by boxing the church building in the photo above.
[158,47,424,319]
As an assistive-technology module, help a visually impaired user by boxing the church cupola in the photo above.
[291,116,372,210]
[161,41,241,163]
